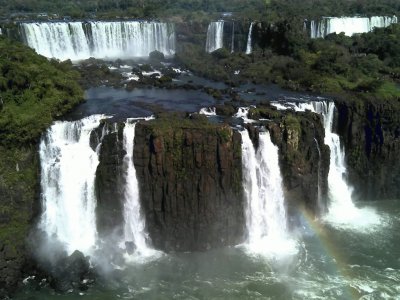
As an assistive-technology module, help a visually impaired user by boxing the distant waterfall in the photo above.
[245,22,254,54]
[240,129,295,255]
[122,122,150,255]
[231,22,235,53]
[20,21,176,61]
[39,115,106,255]
[310,16,398,38]
[205,21,224,53]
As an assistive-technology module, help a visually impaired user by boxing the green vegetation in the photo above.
[178,22,400,101]
[0,0,265,20]
[0,36,83,146]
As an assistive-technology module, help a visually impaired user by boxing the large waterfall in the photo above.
[310,16,398,38]
[20,21,176,61]
[240,128,295,256]
[245,22,254,54]
[122,121,151,255]
[205,21,224,53]
[39,115,106,255]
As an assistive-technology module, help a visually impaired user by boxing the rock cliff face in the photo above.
[335,98,400,200]
[248,105,330,214]
[94,122,126,238]
[133,116,244,251]
[0,146,39,298]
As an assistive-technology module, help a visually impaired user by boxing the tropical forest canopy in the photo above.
[0,0,399,20]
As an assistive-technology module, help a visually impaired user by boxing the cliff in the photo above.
[133,115,244,251]
[335,97,400,200]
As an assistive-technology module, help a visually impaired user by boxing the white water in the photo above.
[240,129,297,257]
[311,16,398,38]
[314,102,380,229]
[271,101,381,229]
[231,22,235,53]
[20,21,176,61]
[39,115,106,255]
[245,22,254,54]
[205,21,224,53]
[122,122,151,255]
[199,107,216,116]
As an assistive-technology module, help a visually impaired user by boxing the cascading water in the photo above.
[199,107,216,116]
[313,102,380,227]
[271,100,380,228]
[240,128,296,256]
[231,22,235,53]
[310,16,398,38]
[20,21,176,61]
[39,115,106,255]
[205,21,224,53]
[245,22,254,54]
[122,121,151,255]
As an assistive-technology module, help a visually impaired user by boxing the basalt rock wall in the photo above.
[335,98,400,200]
[133,117,244,251]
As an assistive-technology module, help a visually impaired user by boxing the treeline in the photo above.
[1,0,399,20]
[0,0,265,19]
[178,22,400,101]
[266,0,400,21]
[0,37,83,146]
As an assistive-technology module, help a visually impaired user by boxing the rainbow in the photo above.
[299,207,358,299]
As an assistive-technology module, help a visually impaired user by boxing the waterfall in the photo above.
[122,121,151,255]
[271,100,380,227]
[240,129,296,256]
[231,22,235,53]
[205,21,224,53]
[39,115,106,255]
[245,22,254,54]
[20,21,176,61]
[313,102,365,223]
[310,16,398,38]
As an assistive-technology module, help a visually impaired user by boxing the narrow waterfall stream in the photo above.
[39,115,106,255]
[240,128,297,256]
[122,122,152,256]
[245,22,254,54]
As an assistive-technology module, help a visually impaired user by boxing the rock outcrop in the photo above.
[133,115,244,251]
[94,122,126,238]
[335,97,400,200]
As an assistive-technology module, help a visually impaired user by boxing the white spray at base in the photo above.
[39,115,107,255]
[271,101,381,230]
[240,129,297,257]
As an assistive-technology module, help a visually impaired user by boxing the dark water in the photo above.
[65,86,216,121]
[14,200,400,299]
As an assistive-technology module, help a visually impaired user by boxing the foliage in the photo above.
[0,37,83,146]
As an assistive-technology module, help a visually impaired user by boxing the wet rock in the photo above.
[133,115,244,251]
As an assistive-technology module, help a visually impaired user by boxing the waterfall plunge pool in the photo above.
[15,200,400,299]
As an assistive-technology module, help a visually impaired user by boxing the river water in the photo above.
[15,200,400,299]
